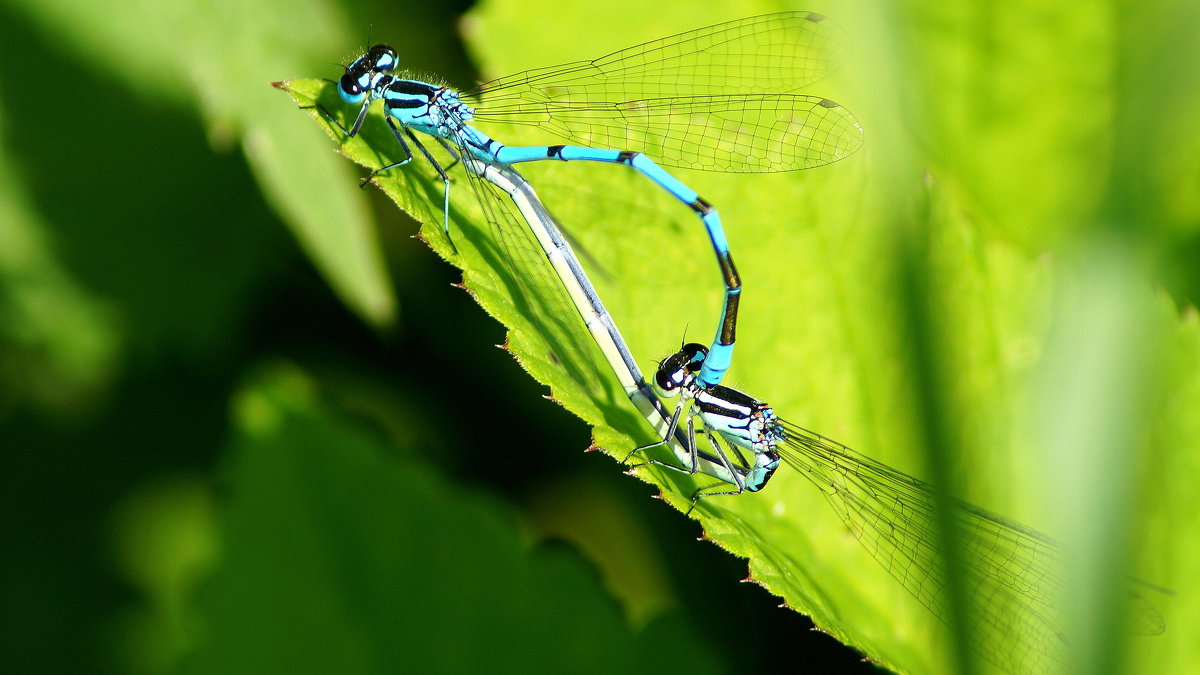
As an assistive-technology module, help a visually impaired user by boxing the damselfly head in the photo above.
[338,44,399,103]
[653,343,709,396]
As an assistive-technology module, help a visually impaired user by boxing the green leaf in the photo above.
[276,1,1200,673]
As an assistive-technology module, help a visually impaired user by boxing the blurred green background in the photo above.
[2,0,1197,673]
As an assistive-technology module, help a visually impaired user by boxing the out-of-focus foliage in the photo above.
[2,0,1197,673]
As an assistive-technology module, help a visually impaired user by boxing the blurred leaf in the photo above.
[0,100,119,415]
[109,476,219,674]
[5,0,397,327]
[177,363,720,675]
[0,12,286,367]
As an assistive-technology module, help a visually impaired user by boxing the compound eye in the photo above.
[655,370,674,391]
[339,73,365,102]
[655,368,683,397]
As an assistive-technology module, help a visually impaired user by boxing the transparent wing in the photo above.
[466,12,863,173]
[474,94,862,173]
[472,12,849,101]
[779,421,1164,673]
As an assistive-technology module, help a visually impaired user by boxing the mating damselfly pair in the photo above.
[277,11,1163,673]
